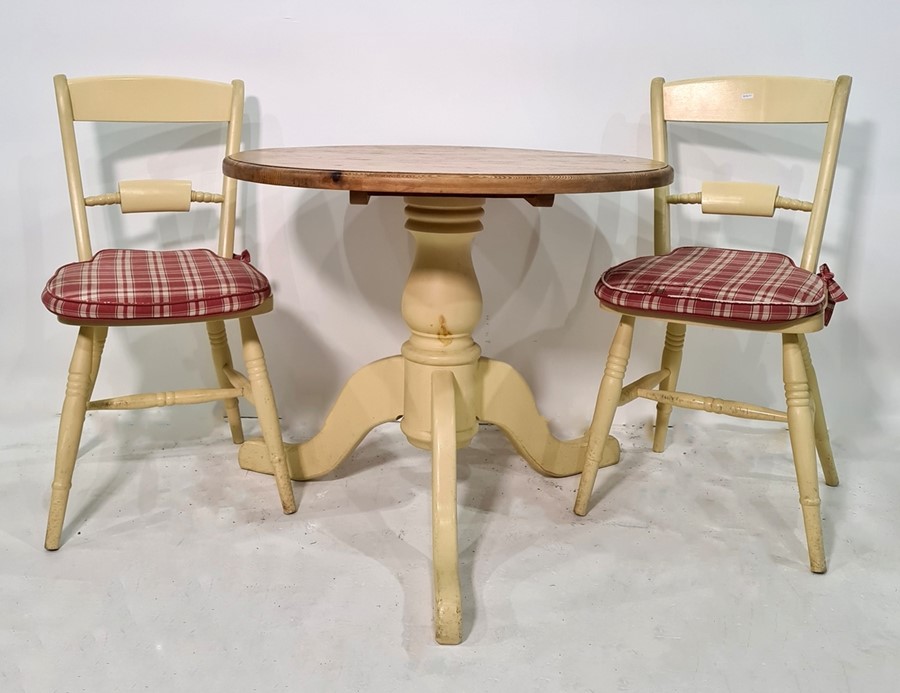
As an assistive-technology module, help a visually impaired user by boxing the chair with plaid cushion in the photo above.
[41,75,296,549]
[575,75,851,573]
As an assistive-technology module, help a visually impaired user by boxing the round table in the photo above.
[224,145,673,644]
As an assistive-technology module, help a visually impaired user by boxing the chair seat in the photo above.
[42,248,272,322]
[596,246,846,324]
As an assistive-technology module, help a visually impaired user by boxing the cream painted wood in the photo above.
[666,189,814,214]
[618,369,669,407]
[225,147,670,643]
[476,357,620,477]
[67,75,234,122]
[218,79,244,260]
[662,76,837,123]
[650,78,672,257]
[799,335,839,487]
[85,185,224,210]
[234,205,622,642]
[118,179,192,213]
[400,198,484,452]
[207,321,245,444]
[652,323,686,452]
[239,317,296,515]
[658,75,851,272]
[237,355,622,480]
[800,77,851,272]
[84,187,225,208]
[44,75,295,549]
[238,357,405,480]
[575,315,634,516]
[577,75,851,573]
[783,334,826,572]
[700,182,779,217]
[431,369,462,645]
[55,74,93,262]
[638,388,788,423]
[45,326,94,551]
[87,326,107,400]
[88,388,244,410]
[221,367,257,411]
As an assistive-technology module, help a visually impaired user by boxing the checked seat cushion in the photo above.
[596,246,846,325]
[42,248,272,322]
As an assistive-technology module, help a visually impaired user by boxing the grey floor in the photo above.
[2,408,898,693]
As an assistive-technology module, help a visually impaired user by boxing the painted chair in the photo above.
[41,75,296,550]
[574,75,852,573]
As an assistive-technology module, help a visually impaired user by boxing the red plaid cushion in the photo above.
[596,246,847,325]
[42,248,272,322]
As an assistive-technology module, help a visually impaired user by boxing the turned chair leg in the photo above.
[798,335,839,487]
[45,326,95,550]
[652,322,686,452]
[207,320,245,444]
[782,334,826,573]
[575,315,635,516]
[239,317,296,515]
[87,326,107,400]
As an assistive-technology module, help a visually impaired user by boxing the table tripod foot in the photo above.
[431,370,462,645]
[238,356,404,480]
[477,358,619,477]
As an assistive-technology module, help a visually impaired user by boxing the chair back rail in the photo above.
[54,75,244,261]
[667,183,813,215]
[83,181,224,212]
[651,75,851,272]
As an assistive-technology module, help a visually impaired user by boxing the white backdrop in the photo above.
[2,1,896,450]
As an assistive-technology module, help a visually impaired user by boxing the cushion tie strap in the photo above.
[818,264,847,326]
[233,249,252,263]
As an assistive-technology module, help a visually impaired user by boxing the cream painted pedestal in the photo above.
[238,196,620,643]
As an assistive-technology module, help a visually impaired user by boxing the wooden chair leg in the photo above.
[45,326,95,550]
[652,322,686,452]
[798,335,839,487]
[239,317,297,514]
[782,334,826,573]
[87,326,107,400]
[575,315,635,516]
[207,320,244,444]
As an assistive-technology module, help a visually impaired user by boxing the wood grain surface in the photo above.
[224,145,673,196]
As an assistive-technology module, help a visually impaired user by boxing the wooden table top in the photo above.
[224,145,673,197]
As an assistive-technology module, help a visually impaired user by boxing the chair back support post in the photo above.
[218,79,244,259]
[800,75,852,272]
[650,77,671,256]
[54,75,93,261]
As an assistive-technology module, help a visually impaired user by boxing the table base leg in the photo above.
[238,356,404,480]
[237,355,620,480]
[476,358,620,477]
[431,370,462,644]
[237,359,619,647]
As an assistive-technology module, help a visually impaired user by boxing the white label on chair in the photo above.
[741,93,754,100]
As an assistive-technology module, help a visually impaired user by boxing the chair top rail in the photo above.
[663,76,838,123]
[67,75,235,123]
